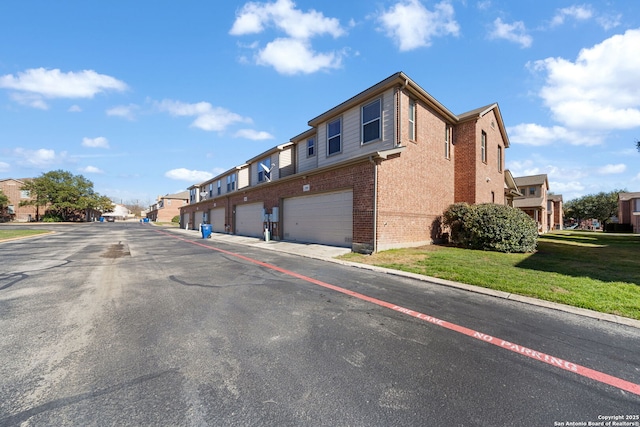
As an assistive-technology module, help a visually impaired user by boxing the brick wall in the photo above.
[0,179,39,222]
[375,91,456,251]
[180,161,376,250]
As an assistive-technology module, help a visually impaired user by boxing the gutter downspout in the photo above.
[369,155,378,254]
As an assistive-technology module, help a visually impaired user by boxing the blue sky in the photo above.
[1,0,639,206]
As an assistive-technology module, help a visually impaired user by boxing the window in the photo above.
[529,187,536,196]
[408,98,416,141]
[634,199,640,212]
[20,190,30,198]
[217,180,221,195]
[362,99,381,144]
[258,157,271,182]
[167,200,172,206]
[307,137,315,157]
[190,188,196,203]
[497,145,503,172]
[227,174,236,192]
[481,131,487,163]
[208,183,213,197]
[328,118,342,155]
[445,125,451,159]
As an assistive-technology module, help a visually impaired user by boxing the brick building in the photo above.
[0,178,39,222]
[180,72,510,253]
[618,192,640,233]
[147,191,189,222]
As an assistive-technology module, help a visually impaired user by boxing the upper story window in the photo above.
[408,98,416,141]
[529,187,536,196]
[190,188,196,203]
[217,180,221,195]
[445,124,452,159]
[208,183,213,197]
[167,199,172,206]
[481,131,487,163]
[20,190,30,198]
[362,99,381,144]
[327,118,342,156]
[226,174,236,192]
[634,199,640,212]
[258,157,271,182]
[497,145,503,172]
[307,137,315,157]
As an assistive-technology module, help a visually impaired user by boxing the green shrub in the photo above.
[443,203,538,253]
[171,215,180,223]
[42,214,64,222]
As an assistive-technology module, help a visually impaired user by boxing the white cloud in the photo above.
[256,38,343,74]
[165,168,214,182]
[488,17,532,48]
[0,161,10,172]
[533,29,640,131]
[82,137,110,149]
[550,5,593,27]
[0,68,127,109]
[549,180,586,194]
[68,105,82,112]
[107,104,139,120]
[234,129,275,140]
[79,165,104,174]
[596,163,626,175]
[230,0,348,74]
[378,0,459,51]
[230,0,345,39]
[156,100,251,131]
[507,123,600,146]
[13,148,66,167]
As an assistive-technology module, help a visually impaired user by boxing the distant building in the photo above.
[618,192,640,233]
[512,174,563,232]
[0,178,39,222]
[147,191,189,222]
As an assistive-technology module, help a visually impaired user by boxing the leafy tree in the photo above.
[0,189,10,220]
[564,190,623,230]
[636,140,639,152]
[20,170,112,221]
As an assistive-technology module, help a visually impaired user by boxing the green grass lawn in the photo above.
[0,229,51,241]
[339,231,640,320]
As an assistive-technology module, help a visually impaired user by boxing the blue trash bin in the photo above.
[201,224,212,239]
[99,217,104,222]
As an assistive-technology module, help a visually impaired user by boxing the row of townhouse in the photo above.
[180,72,512,254]
[146,191,189,222]
[512,174,564,232]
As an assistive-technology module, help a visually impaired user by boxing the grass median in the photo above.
[0,229,51,241]
[339,231,640,320]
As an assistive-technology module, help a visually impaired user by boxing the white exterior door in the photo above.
[283,190,353,247]
[235,203,264,237]
[210,207,226,233]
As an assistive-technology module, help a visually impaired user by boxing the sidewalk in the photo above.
[165,226,352,260]
[163,225,640,329]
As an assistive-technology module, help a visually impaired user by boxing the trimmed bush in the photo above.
[171,215,180,223]
[443,203,538,253]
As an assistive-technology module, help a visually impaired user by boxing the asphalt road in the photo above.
[0,222,638,426]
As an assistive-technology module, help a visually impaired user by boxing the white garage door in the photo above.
[182,213,190,229]
[193,211,205,230]
[283,190,353,247]
[235,203,264,237]
[210,207,226,233]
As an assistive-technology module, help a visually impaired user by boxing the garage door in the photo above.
[210,207,226,233]
[235,202,264,237]
[181,213,190,229]
[283,190,353,247]
[193,211,204,230]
